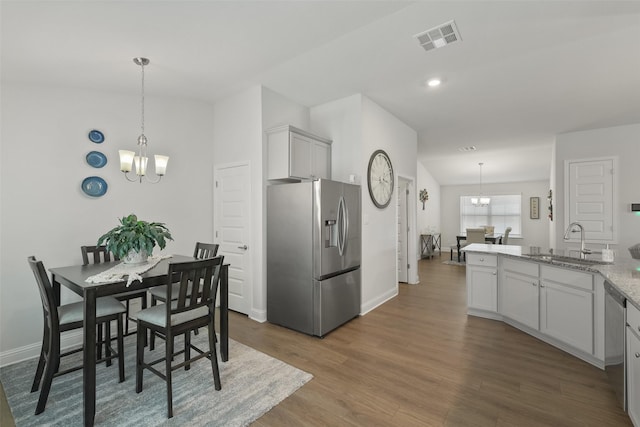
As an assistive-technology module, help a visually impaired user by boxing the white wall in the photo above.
[361,96,418,308]
[310,94,363,184]
[417,161,441,257]
[440,180,551,250]
[211,85,264,321]
[549,140,557,249]
[554,123,640,260]
[0,83,215,365]
[311,94,419,312]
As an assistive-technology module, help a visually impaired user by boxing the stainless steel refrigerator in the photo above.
[267,179,361,337]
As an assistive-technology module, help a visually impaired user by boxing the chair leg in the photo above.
[136,323,145,393]
[140,294,148,347]
[166,333,174,419]
[208,322,221,391]
[124,300,131,335]
[149,297,157,351]
[117,314,125,383]
[31,324,50,393]
[35,335,59,415]
[184,332,191,371]
[97,323,103,361]
[105,320,112,367]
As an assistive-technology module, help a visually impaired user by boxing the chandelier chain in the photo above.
[140,62,145,139]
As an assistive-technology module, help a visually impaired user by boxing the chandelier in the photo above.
[119,57,169,183]
[471,162,490,207]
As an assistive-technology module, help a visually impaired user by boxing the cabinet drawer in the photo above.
[466,253,497,267]
[540,265,593,291]
[502,257,539,277]
[629,302,640,337]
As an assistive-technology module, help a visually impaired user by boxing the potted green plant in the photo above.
[97,214,173,264]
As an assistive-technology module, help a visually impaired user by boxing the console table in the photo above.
[420,233,441,258]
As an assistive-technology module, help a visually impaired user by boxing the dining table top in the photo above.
[49,254,192,295]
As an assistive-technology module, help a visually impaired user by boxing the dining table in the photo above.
[49,254,229,427]
[456,233,503,262]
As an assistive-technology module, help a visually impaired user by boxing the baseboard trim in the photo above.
[250,308,267,323]
[0,329,85,368]
[361,287,398,315]
[0,324,140,368]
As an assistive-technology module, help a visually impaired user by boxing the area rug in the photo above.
[442,260,466,266]
[0,333,312,426]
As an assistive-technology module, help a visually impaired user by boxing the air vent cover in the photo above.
[414,20,462,52]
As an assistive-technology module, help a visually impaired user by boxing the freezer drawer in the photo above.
[313,268,361,336]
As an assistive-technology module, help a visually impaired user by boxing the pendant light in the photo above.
[119,57,169,183]
[471,162,490,207]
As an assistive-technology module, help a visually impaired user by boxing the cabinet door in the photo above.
[467,266,497,312]
[311,141,330,179]
[501,272,539,330]
[290,133,312,179]
[540,281,593,354]
[627,327,640,427]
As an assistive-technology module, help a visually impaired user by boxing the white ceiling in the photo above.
[3,1,640,185]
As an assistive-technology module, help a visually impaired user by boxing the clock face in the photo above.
[367,150,394,209]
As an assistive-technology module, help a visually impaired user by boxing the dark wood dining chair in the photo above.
[148,242,219,349]
[136,256,224,418]
[81,245,148,338]
[28,256,126,415]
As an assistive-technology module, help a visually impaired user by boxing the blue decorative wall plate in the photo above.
[88,130,105,143]
[81,176,108,197]
[86,151,107,168]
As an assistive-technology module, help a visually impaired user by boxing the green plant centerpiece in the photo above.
[97,214,173,264]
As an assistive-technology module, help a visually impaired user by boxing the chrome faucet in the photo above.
[563,222,591,259]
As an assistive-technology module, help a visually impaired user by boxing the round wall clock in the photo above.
[367,149,394,209]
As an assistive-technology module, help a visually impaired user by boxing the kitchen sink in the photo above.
[525,253,607,267]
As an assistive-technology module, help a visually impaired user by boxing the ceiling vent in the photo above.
[414,20,462,52]
[458,146,476,152]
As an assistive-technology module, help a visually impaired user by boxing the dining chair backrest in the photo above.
[466,228,486,244]
[503,227,512,245]
[81,245,119,265]
[28,256,59,332]
[165,256,224,320]
[193,242,219,260]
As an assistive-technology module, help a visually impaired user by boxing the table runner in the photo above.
[85,254,172,286]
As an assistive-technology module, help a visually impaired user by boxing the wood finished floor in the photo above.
[238,255,630,426]
[0,255,630,426]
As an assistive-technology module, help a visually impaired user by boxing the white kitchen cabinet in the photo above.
[267,125,331,181]
[628,303,640,427]
[466,253,498,316]
[500,258,539,330]
[540,265,594,355]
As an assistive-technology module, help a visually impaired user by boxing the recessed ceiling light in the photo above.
[427,78,441,87]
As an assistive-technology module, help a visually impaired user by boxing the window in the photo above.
[460,194,522,236]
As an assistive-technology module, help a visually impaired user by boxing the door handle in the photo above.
[237,245,248,250]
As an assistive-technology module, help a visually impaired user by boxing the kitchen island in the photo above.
[463,243,640,427]
[463,243,640,310]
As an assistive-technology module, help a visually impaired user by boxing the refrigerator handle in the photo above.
[342,196,349,254]
[337,196,348,256]
[337,197,344,255]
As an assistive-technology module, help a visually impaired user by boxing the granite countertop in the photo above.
[463,243,640,309]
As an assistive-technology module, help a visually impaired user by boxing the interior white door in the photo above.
[566,158,614,242]
[214,162,251,315]
[397,178,409,283]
